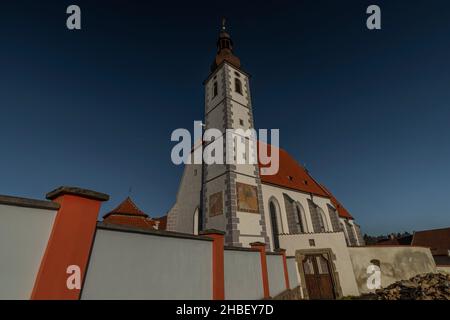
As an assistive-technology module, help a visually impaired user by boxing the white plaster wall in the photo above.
[0,204,56,299]
[266,254,287,296]
[82,229,212,300]
[348,246,436,294]
[205,101,226,134]
[279,232,360,297]
[230,100,251,131]
[286,257,300,289]
[224,249,264,299]
[167,163,202,233]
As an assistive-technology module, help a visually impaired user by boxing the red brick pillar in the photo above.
[31,187,109,300]
[276,248,290,290]
[201,229,225,300]
[250,242,270,299]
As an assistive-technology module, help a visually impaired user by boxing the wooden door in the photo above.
[302,254,335,300]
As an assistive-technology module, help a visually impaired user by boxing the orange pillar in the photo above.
[250,242,270,299]
[201,229,225,300]
[276,248,290,290]
[31,187,109,300]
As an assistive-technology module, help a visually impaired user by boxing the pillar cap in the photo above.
[46,186,110,202]
[200,229,226,236]
[250,241,266,247]
[275,248,286,253]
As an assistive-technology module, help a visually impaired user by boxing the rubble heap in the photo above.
[375,273,450,300]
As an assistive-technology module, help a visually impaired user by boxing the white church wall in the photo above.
[224,248,264,299]
[286,257,301,290]
[82,228,213,300]
[0,203,57,299]
[261,184,335,249]
[167,163,202,233]
[205,101,226,134]
[230,100,251,131]
[279,232,360,297]
[266,254,287,296]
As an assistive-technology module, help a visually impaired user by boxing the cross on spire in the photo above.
[221,17,226,31]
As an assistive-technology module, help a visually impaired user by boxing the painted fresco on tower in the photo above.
[209,191,223,217]
[236,182,259,213]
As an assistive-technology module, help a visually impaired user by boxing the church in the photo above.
[165,24,365,252]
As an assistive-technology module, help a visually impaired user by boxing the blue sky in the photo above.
[0,0,449,235]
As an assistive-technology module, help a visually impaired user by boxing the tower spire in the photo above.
[210,18,241,72]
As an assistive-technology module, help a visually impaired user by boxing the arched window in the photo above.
[294,203,307,233]
[213,81,218,97]
[269,198,282,250]
[316,207,328,232]
[344,220,357,246]
[234,78,242,95]
[340,222,349,245]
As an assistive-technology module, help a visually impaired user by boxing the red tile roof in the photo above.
[257,142,354,219]
[412,227,450,255]
[103,196,147,218]
[103,215,159,229]
[257,142,328,197]
[102,197,167,230]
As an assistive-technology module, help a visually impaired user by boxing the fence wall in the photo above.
[82,227,213,300]
[0,200,57,299]
[0,188,299,300]
[224,248,264,299]
[286,257,300,289]
[349,246,436,294]
[266,254,286,296]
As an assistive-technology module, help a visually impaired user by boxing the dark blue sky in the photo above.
[1,0,449,235]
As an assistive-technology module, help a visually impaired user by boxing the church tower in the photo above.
[201,20,269,248]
